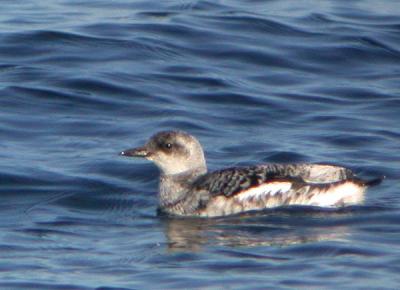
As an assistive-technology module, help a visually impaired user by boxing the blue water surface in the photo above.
[1,0,400,289]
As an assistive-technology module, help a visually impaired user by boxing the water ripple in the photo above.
[1,0,399,289]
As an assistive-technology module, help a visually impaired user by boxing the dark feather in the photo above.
[192,163,355,198]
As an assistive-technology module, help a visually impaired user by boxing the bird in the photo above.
[120,130,383,217]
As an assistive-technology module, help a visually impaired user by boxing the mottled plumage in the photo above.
[120,131,382,217]
[193,164,353,197]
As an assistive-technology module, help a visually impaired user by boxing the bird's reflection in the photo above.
[161,208,352,252]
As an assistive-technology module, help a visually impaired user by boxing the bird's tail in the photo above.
[364,176,385,187]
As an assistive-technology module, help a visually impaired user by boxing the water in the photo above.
[1,0,400,288]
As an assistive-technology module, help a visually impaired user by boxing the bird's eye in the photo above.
[164,143,172,149]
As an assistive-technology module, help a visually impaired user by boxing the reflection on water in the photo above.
[162,209,351,252]
[1,0,399,288]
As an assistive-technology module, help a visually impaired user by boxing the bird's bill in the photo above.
[119,146,149,158]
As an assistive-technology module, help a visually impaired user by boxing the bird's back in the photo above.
[189,164,370,217]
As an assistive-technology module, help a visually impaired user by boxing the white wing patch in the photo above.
[309,182,365,207]
[235,182,292,202]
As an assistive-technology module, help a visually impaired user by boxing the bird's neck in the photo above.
[158,167,207,212]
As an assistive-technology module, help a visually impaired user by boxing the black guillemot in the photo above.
[120,131,382,217]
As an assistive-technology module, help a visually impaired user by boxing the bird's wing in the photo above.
[192,163,355,198]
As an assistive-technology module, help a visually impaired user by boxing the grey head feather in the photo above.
[145,131,207,176]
